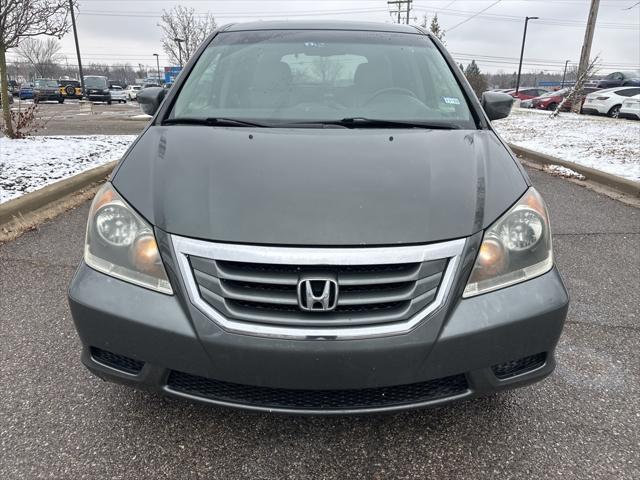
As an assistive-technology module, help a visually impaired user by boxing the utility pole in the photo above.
[561,60,570,87]
[576,0,600,85]
[387,0,412,24]
[69,0,86,96]
[515,16,538,94]
[174,38,185,67]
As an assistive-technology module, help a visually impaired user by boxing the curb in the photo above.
[0,161,116,226]
[509,144,640,198]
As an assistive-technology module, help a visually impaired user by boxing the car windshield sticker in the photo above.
[442,96,461,105]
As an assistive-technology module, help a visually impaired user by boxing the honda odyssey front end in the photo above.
[68,21,568,414]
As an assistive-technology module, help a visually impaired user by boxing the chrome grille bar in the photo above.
[172,235,466,339]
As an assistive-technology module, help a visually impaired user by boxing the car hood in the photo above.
[113,126,527,246]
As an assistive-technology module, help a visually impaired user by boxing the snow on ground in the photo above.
[0,135,136,203]
[494,108,640,182]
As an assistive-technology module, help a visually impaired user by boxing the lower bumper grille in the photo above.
[90,347,144,374]
[166,371,469,410]
[492,352,546,379]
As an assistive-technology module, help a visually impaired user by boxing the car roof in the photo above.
[596,86,639,94]
[223,20,421,34]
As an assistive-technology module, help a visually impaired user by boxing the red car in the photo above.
[531,87,600,111]
[509,87,549,101]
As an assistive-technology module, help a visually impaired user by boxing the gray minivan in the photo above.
[68,21,568,414]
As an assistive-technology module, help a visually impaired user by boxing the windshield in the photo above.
[36,80,59,88]
[540,89,566,98]
[169,30,474,128]
[85,76,107,89]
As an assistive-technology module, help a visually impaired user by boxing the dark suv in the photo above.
[33,78,63,103]
[84,75,112,104]
[68,21,569,414]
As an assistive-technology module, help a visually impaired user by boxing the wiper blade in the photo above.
[162,117,270,127]
[327,117,460,129]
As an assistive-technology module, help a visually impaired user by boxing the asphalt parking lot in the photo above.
[3,100,147,136]
[0,168,638,479]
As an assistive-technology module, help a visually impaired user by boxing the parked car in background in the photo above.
[595,71,640,89]
[84,75,111,104]
[125,85,142,100]
[582,86,640,117]
[509,88,548,101]
[59,79,83,99]
[619,94,640,120]
[9,80,19,96]
[33,78,64,103]
[531,87,600,112]
[19,84,34,100]
[109,85,127,103]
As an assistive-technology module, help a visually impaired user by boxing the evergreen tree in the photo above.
[429,14,446,44]
[464,60,488,97]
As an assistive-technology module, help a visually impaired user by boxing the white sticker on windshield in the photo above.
[442,96,461,105]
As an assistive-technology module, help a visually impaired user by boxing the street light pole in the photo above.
[515,16,539,94]
[69,0,86,97]
[561,60,570,87]
[174,38,184,67]
[153,53,161,85]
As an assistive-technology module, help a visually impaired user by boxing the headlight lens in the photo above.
[84,183,173,294]
[463,187,553,297]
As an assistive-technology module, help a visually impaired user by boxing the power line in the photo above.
[446,0,503,32]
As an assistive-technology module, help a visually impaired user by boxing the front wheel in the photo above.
[58,98,64,104]
[107,100,112,105]
[546,103,557,111]
[607,105,621,118]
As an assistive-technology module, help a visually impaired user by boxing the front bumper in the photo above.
[68,257,569,414]
[87,93,111,102]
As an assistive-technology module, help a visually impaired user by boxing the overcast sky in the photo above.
[7,0,640,74]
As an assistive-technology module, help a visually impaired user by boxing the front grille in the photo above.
[492,352,547,379]
[189,256,448,328]
[90,347,144,374]
[167,371,469,410]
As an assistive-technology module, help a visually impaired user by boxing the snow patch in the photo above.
[494,108,640,182]
[0,135,136,204]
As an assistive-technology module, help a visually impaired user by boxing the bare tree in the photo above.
[550,56,600,118]
[16,37,64,79]
[159,5,216,67]
[311,57,343,84]
[0,0,73,138]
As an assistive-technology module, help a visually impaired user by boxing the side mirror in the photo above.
[481,91,515,121]
[137,87,166,116]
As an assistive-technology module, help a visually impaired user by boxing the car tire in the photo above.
[107,100,112,105]
[607,105,621,118]
[59,98,64,104]
[547,103,557,111]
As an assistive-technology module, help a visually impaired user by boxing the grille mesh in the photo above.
[189,256,448,328]
[90,347,144,374]
[167,371,469,410]
[492,352,547,379]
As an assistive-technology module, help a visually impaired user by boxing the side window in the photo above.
[605,73,617,80]
[617,88,640,97]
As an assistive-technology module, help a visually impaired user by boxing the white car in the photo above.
[125,85,142,101]
[109,85,127,103]
[582,86,640,118]
[619,94,640,120]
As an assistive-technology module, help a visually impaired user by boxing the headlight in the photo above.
[463,187,553,297]
[84,183,173,294]
[103,89,110,93]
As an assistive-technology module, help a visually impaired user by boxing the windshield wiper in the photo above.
[162,117,271,128]
[294,117,460,129]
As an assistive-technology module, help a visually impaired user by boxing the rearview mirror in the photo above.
[481,91,514,121]
[137,87,166,116]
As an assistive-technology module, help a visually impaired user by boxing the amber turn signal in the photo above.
[131,234,163,276]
